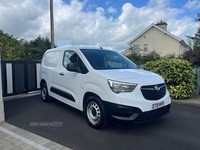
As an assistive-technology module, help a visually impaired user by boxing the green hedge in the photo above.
[144,58,195,99]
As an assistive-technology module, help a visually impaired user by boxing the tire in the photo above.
[41,83,52,102]
[84,96,107,129]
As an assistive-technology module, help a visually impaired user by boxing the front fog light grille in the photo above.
[141,83,166,100]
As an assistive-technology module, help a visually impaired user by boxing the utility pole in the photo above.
[50,0,55,48]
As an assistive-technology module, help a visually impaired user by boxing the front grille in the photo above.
[141,83,166,100]
[133,104,170,123]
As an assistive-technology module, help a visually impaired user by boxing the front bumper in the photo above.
[102,101,170,122]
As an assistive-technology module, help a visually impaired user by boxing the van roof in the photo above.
[46,46,111,52]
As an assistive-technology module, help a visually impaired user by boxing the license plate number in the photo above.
[152,101,164,109]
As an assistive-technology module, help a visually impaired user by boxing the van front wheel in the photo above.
[84,96,107,129]
[41,83,52,102]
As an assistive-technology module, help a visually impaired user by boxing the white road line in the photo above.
[0,126,50,150]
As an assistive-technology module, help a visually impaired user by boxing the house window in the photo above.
[144,44,148,52]
[133,45,140,53]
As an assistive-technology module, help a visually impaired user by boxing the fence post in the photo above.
[194,67,200,95]
[196,67,200,95]
[24,61,28,93]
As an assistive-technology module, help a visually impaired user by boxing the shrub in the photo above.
[126,51,160,65]
[144,58,195,99]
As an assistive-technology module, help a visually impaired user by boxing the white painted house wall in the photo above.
[129,27,184,56]
[124,21,187,57]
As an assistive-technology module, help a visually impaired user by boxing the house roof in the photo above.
[127,23,187,47]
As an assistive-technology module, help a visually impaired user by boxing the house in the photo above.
[122,21,188,56]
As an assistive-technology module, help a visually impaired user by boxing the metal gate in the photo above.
[1,61,41,97]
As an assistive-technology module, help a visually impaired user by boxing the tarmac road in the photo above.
[4,95,200,150]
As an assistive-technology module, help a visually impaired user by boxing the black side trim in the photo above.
[50,87,75,102]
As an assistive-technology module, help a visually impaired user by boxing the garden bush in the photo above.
[144,58,195,99]
[126,51,160,65]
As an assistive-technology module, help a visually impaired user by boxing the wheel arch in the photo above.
[40,79,46,88]
[82,92,102,110]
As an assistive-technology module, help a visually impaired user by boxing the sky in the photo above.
[0,0,200,52]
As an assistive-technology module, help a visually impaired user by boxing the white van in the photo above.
[40,46,171,129]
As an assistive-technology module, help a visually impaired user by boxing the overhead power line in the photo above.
[93,0,138,34]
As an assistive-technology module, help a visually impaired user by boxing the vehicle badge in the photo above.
[154,85,160,91]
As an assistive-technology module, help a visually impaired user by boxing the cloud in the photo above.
[0,0,49,39]
[0,0,198,52]
[184,0,200,10]
[107,6,118,14]
[170,17,198,42]
[148,0,171,8]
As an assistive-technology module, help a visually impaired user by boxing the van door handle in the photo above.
[59,72,64,76]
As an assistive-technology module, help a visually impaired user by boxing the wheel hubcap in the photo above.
[87,101,101,125]
[42,87,47,100]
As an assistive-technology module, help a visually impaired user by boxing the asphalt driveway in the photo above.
[4,94,200,150]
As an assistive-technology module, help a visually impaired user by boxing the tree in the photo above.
[0,30,51,61]
[0,30,52,61]
[187,13,200,49]
[0,30,23,60]
[182,47,200,67]
[22,35,51,61]
[182,13,200,67]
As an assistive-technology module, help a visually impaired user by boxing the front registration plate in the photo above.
[152,101,164,109]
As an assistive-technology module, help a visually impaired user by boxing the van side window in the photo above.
[44,51,60,67]
[63,51,88,74]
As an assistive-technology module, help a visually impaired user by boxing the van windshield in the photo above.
[80,49,138,70]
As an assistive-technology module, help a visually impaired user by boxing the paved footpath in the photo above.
[0,122,71,150]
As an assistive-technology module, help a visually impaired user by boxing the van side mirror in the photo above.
[137,65,144,69]
[67,62,81,73]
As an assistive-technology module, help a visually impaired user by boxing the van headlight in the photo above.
[107,80,137,94]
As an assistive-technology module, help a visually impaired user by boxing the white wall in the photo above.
[0,58,5,123]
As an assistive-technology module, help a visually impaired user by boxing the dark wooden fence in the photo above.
[1,61,41,97]
[1,61,199,97]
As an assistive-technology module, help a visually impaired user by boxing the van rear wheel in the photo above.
[41,83,52,102]
[84,96,107,129]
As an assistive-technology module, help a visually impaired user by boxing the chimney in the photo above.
[155,20,167,31]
